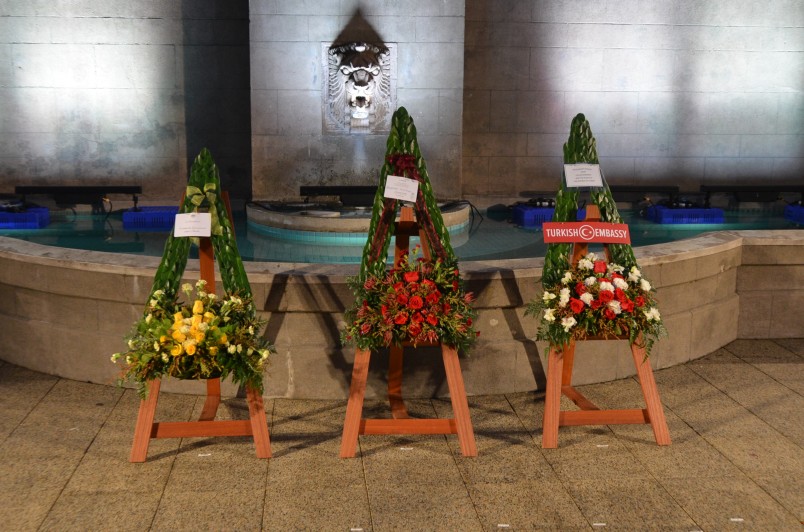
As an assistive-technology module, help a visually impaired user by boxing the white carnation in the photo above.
[543,308,556,323]
[628,267,641,282]
[561,316,577,332]
[640,278,652,291]
[607,300,622,314]
[599,281,614,292]
[613,277,628,290]
[580,292,594,305]
[558,287,570,307]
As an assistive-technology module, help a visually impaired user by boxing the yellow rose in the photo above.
[170,344,183,356]
[173,312,184,323]
[218,334,228,345]
[172,330,186,343]
[194,331,205,343]
[191,314,203,327]
[184,343,197,355]
[192,300,204,314]
[159,335,169,344]
[209,346,218,355]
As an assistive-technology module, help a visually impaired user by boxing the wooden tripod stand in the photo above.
[340,206,478,458]
[129,192,271,462]
[541,205,671,448]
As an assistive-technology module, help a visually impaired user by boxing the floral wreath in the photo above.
[342,247,478,352]
[112,149,270,397]
[113,280,270,398]
[526,252,666,354]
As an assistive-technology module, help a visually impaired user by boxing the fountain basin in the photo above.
[0,229,801,399]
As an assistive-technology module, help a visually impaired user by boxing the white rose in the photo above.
[561,316,577,332]
[558,287,570,307]
[640,278,652,291]
[580,292,594,305]
[644,307,661,321]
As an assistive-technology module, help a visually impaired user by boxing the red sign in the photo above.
[542,221,631,244]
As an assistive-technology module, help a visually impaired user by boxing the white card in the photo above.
[384,174,419,203]
[173,212,212,237]
[564,163,603,188]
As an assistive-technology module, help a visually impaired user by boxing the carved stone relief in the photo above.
[323,42,396,134]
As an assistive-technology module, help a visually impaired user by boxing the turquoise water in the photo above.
[0,208,799,264]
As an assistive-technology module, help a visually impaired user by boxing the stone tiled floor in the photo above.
[1,338,802,531]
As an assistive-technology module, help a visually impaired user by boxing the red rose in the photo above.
[575,282,587,295]
[404,271,419,283]
[397,294,409,305]
[360,323,372,335]
[393,281,404,292]
[409,295,424,309]
[598,290,614,303]
[569,297,585,314]
[422,279,436,288]
[594,260,608,274]
[412,312,424,323]
[426,291,441,304]
[394,312,408,325]
[408,283,419,293]
[604,308,617,320]
[635,295,646,307]
[426,314,438,325]
[590,299,602,310]
[443,302,451,313]
[621,299,634,313]
[615,288,627,302]
[409,324,422,337]
[452,280,459,291]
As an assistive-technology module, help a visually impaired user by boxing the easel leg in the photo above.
[340,348,371,458]
[441,345,477,457]
[129,379,161,463]
[631,345,671,446]
[198,377,221,421]
[542,347,563,449]
[246,386,272,458]
[388,345,409,419]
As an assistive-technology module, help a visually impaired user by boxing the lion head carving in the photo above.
[325,42,394,133]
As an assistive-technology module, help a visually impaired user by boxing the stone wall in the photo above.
[462,0,804,200]
[249,0,466,200]
[0,0,251,201]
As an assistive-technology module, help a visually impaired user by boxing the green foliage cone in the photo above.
[543,113,638,286]
[359,106,455,279]
[148,148,253,306]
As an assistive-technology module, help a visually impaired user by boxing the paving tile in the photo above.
[468,480,589,530]
[773,338,804,357]
[367,482,481,531]
[751,472,804,522]
[567,478,698,530]
[39,491,161,531]
[263,481,371,532]
[686,349,804,444]
[152,487,265,531]
[661,476,802,530]
[0,363,57,441]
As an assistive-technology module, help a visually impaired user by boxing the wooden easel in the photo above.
[129,192,271,462]
[340,206,478,458]
[542,205,671,448]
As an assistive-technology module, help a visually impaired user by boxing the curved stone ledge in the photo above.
[0,230,802,399]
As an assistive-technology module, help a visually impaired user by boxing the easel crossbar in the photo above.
[559,409,651,426]
[151,420,254,438]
